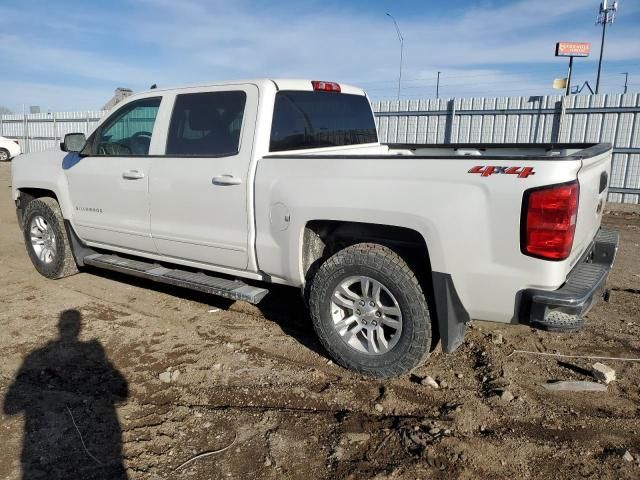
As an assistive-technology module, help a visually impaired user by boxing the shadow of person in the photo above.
[3,310,129,479]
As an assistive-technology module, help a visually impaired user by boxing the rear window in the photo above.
[269,91,378,152]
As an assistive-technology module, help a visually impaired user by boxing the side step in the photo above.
[83,253,269,304]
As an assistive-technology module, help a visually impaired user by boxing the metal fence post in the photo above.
[53,111,58,149]
[444,98,456,144]
[24,112,29,154]
[558,95,568,143]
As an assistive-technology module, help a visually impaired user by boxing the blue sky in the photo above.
[0,0,639,112]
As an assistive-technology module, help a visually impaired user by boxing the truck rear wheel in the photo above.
[309,243,432,378]
[22,197,79,279]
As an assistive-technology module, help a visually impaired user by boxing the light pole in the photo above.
[595,0,618,94]
[436,71,441,98]
[386,12,404,102]
[621,72,629,94]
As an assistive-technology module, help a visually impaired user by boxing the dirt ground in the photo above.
[0,162,639,480]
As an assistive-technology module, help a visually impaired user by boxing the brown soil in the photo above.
[0,163,638,479]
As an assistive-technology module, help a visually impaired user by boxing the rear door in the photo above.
[148,85,258,270]
[65,96,162,253]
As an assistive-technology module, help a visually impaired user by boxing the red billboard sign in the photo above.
[555,42,591,57]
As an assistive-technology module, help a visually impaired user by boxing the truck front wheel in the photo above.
[309,243,433,378]
[22,197,79,279]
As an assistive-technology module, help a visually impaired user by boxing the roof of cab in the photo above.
[134,78,366,97]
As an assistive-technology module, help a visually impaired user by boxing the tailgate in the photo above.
[571,144,613,264]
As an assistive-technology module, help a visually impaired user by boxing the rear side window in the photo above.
[269,91,378,152]
[166,91,246,156]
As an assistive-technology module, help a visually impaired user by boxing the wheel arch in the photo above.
[16,188,61,229]
[301,220,432,284]
[301,220,469,353]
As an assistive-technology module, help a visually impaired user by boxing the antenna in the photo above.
[597,0,618,23]
[595,0,619,93]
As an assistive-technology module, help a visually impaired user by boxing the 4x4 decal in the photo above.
[468,166,535,178]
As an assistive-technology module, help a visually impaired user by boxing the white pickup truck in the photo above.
[11,79,618,377]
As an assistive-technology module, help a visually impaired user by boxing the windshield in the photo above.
[269,91,378,152]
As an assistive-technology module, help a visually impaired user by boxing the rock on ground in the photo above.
[592,362,616,384]
[500,390,514,402]
[543,381,608,392]
[420,376,439,389]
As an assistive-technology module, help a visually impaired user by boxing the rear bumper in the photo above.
[521,227,619,328]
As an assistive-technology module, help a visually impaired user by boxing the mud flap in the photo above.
[431,272,470,353]
[64,220,97,267]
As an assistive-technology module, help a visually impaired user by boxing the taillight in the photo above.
[311,80,341,92]
[521,181,579,260]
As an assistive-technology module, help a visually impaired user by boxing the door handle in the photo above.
[212,174,242,186]
[122,170,145,180]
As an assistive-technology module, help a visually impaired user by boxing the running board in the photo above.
[82,253,269,304]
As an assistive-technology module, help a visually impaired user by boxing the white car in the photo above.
[10,79,617,377]
[0,136,21,161]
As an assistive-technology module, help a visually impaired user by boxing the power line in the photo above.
[372,85,563,99]
[367,77,636,95]
[353,68,560,85]
[366,79,555,91]
[351,69,632,87]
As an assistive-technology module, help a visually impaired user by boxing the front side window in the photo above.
[269,91,378,152]
[87,97,161,156]
[166,91,247,156]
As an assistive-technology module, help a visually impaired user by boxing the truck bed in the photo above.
[387,142,611,160]
[256,142,613,323]
[266,142,610,160]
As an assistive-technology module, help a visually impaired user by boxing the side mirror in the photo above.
[60,133,86,153]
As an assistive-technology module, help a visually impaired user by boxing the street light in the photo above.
[621,72,629,94]
[386,12,404,102]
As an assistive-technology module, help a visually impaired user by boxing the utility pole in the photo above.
[595,0,618,94]
[386,13,404,102]
[621,72,629,94]
[436,71,441,99]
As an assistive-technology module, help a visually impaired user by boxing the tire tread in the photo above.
[309,243,432,378]
[22,197,78,279]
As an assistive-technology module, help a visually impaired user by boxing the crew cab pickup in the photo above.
[11,79,618,377]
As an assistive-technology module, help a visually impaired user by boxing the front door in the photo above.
[64,96,162,253]
[149,85,258,270]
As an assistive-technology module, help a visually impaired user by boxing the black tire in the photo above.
[309,243,433,378]
[0,148,10,162]
[22,197,79,279]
